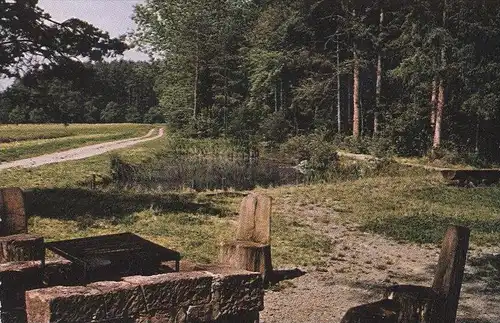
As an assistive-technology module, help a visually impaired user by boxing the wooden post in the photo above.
[431,225,470,323]
[0,234,45,264]
[341,299,400,323]
[0,187,28,236]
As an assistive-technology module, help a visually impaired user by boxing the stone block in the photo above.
[43,259,80,286]
[1,309,28,323]
[123,272,213,311]
[186,270,264,322]
[0,234,44,264]
[0,261,42,310]
[25,286,105,323]
[215,271,264,317]
[88,281,147,319]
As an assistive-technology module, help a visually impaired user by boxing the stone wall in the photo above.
[0,261,42,322]
[24,268,263,323]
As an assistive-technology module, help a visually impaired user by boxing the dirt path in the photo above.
[0,128,164,171]
[262,202,500,323]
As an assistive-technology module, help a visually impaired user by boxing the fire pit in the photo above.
[45,232,181,282]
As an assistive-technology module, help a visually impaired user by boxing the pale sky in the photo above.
[1,0,149,90]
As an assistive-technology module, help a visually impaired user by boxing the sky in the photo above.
[38,0,149,61]
[1,0,149,90]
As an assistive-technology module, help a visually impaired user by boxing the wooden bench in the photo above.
[341,226,470,323]
[441,169,500,186]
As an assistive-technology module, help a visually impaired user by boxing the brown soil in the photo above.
[261,204,500,323]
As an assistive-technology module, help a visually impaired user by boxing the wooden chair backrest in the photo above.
[431,225,470,323]
[236,193,272,245]
[0,187,27,236]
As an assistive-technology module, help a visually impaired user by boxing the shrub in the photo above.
[280,134,339,172]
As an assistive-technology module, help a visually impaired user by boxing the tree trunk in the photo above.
[193,55,199,119]
[353,46,360,139]
[433,0,447,150]
[374,8,384,137]
[220,241,272,283]
[274,83,279,112]
[337,35,342,134]
[431,77,438,129]
[433,79,444,149]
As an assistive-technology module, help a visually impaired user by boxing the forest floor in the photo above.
[0,128,163,170]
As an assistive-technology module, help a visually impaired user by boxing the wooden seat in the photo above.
[0,188,28,236]
[220,193,273,282]
[341,226,470,323]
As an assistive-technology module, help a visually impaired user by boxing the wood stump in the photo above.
[220,241,272,282]
[385,285,444,323]
[341,299,400,323]
[0,234,44,264]
[0,188,27,236]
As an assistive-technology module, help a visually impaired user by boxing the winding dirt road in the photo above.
[0,128,164,171]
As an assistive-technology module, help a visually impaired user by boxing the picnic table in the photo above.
[45,232,181,282]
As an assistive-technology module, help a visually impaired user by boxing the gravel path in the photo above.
[0,128,164,171]
[262,202,500,323]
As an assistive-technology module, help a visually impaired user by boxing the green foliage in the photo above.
[280,134,339,172]
[0,0,127,77]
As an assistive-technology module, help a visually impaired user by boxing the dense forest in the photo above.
[0,61,162,124]
[3,0,500,163]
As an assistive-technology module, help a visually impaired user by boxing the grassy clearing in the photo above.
[0,124,151,162]
[3,130,500,268]
[265,167,500,246]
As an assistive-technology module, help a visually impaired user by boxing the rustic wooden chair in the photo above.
[220,193,273,282]
[0,187,28,236]
[341,226,470,323]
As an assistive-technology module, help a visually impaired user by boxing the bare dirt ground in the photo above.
[262,202,500,323]
[0,128,164,171]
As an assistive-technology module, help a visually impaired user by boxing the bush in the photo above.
[280,134,339,172]
[259,110,291,144]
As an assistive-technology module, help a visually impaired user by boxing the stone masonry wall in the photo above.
[24,269,263,323]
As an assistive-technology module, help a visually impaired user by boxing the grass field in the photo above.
[0,124,151,162]
[2,127,499,267]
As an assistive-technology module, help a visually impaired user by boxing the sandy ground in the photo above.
[262,203,500,323]
[0,128,164,171]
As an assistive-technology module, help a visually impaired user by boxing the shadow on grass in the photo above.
[26,188,225,221]
[362,214,500,244]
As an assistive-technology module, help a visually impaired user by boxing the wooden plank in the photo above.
[253,194,272,245]
[236,193,272,244]
[431,225,470,323]
[0,187,27,236]
[237,194,258,242]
